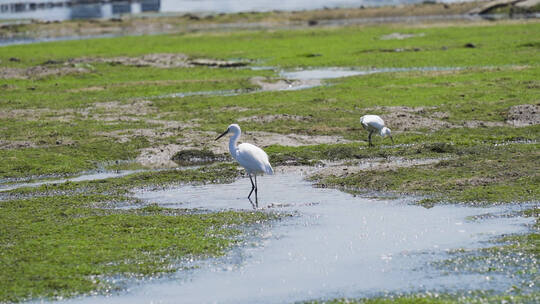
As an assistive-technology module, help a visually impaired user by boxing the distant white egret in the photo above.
[215,124,274,207]
[360,115,394,146]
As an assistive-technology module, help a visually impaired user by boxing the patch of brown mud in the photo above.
[380,32,425,40]
[365,106,455,131]
[0,66,89,79]
[238,114,312,123]
[95,129,176,144]
[273,157,446,178]
[220,106,251,112]
[247,131,352,149]
[91,100,156,116]
[67,53,248,68]
[250,76,321,91]
[69,53,190,68]
[0,108,90,121]
[136,130,353,168]
[0,140,39,149]
[137,144,184,168]
[462,120,506,128]
[363,106,509,131]
[67,86,105,93]
[311,157,446,179]
[505,104,540,126]
[454,176,500,188]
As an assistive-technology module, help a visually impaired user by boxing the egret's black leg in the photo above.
[254,174,258,207]
[368,131,374,147]
[248,197,256,209]
[248,174,255,199]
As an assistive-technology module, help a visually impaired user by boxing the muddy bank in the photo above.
[68,53,249,69]
[250,76,322,92]
[307,157,447,178]
[363,105,539,131]
[506,103,540,126]
[0,1,513,45]
[67,172,534,304]
[137,130,354,168]
[469,0,540,15]
[0,65,89,79]
[0,53,248,79]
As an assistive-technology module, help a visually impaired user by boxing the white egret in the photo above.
[215,124,274,207]
[360,115,394,146]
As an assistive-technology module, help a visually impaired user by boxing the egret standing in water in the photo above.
[215,124,273,207]
[360,115,394,146]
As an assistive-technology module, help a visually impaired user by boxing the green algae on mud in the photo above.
[0,15,539,303]
[0,163,267,302]
[311,143,539,205]
[3,163,241,198]
[2,20,539,68]
[1,22,539,178]
[0,194,278,302]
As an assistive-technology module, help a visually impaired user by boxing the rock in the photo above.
[469,0,524,15]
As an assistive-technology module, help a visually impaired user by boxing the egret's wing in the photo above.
[361,115,385,130]
[237,143,273,175]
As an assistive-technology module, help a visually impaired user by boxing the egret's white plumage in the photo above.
[360,115,393,146]
[216,124,273,206]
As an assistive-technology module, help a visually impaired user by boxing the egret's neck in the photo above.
[229,131,240,159]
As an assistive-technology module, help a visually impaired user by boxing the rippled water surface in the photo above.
[58,173,533,304]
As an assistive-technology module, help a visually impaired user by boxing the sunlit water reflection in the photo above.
[59,173,534,304]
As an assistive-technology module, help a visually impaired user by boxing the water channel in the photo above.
[55,173,534,304]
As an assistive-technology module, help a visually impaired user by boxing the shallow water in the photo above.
[280,66,463,80]
[59,173,534,304]
[0,0,466,21]
[160,66,464,99]
[0,170,142,192]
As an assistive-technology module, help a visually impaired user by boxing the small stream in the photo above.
[0,169,143,192]
[159,66,465,98]
[58,173,534,304]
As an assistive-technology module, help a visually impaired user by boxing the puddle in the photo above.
[161,66,464,99]
[0,170,143,192]
[161,88,250,98]
[279,66,463,81]
[60,173,535,304]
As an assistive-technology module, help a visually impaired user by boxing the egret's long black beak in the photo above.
[215,129,229,141]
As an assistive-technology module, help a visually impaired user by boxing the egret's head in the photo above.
[380,127,394,144]
[215,124,241,140]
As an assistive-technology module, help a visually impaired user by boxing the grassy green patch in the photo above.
[0,194,275,302]
[1,17,539,302]
[0,138,150,178]
[1,64,270,109]
[6,163,241,198]
[313,143,539,204]
[0,163,268,302]
[2,22,539,68]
